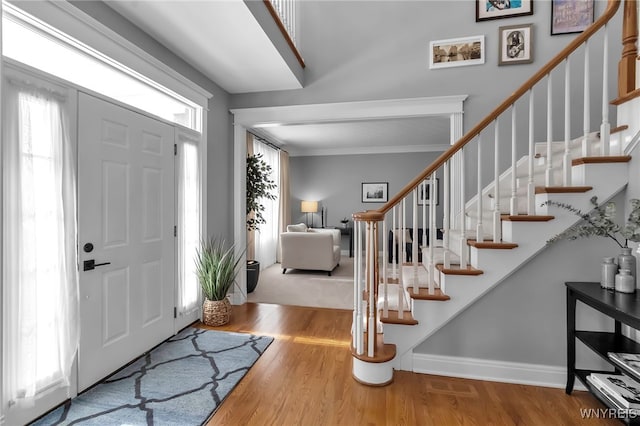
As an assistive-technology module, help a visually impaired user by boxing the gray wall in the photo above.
[290,151,444,251]
[231,0,622,193]
[69,1,233,241]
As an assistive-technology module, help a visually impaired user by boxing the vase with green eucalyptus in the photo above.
[544,196,640,291]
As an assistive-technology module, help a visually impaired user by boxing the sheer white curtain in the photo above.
[177,134,200,315]
[2,79,78,407]
[253,139,280,269]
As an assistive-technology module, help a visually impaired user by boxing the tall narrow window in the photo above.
[2,77,78,405]
[177,132,201,315]
[253,139,280,269]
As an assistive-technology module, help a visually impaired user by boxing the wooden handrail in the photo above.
[263,0,306,69]
[354,0,621,222]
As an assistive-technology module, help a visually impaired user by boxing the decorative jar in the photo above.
[618,247,637,289]
[616,269,636,294]
[601,257,616,290]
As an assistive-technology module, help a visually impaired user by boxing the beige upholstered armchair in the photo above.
[280,224,341,275]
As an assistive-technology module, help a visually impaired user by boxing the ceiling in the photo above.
[253,116,451,156]
[106,0,452,156]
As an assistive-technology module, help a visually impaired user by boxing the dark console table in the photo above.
[338,226,353,258]
[566,282,640,423]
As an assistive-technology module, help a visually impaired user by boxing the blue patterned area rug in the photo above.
[33,327,273,426]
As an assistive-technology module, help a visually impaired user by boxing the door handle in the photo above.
[83,259,111,271]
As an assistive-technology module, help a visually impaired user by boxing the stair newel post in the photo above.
[412,188,418,292]
[618,0,637,99]
[527,89,536,215]
[493,120,502,243]
[563,57,572,186]
[443,160,451,269]
[510,105,518,216]
[477,134,484,242]
[583,40,591,157]
[382,216,388,318]
[459,147,468,269]
[429,174,436,295]
[545,73,554,186]
[353,218,363,355]
[601,23,611,156]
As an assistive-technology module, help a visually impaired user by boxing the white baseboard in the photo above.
[413,353,587,391]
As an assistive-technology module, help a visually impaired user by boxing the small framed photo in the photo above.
[499,24,533,65]
[430,36,485,70]
[476,0,534,22]
[551,0,594,35]
[418,178,439,206]
[362,182,388,203]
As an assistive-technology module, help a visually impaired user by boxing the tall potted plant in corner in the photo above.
[196,238,243,326]
[246,153,277,293]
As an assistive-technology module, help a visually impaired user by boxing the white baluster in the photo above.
[382,218,388,317]
[412,188,418,293]
[392,206,397,279]
[527,89,536,215]
[422,181,427,251]
[583,40,591,157]
[354,220,363,355]
[398,203,404,318]
[563,57,572,186]
[493,120,502,242]
[601,24,610,156]
[368,222,375,357]
[401,198,406,264]
[510,105,518,216]
[443,161,451,269]
[545,73,554,187]
[459,147,467,269]
[429,175,436,295]
[477,134,484,242]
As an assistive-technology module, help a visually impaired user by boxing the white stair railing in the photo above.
[350,0,622,365]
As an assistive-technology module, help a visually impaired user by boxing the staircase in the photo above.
[351,0,640,385]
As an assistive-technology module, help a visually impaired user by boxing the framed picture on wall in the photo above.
[362,182,388,203]
[551,0,594,35]
[499,24,533,65]
[476,0,533,22]
[429,35,485,70]
[418,178,439,206]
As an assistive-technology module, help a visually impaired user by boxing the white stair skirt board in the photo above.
[381,160,630,372]
[413,353,587,391]
[353,357,394,386]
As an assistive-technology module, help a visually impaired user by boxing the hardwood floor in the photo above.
[201,303,616,425]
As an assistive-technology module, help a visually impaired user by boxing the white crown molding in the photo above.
[413,353,587,391]
[288,144,450,157]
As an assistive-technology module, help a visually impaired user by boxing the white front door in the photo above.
[77,93,175,391]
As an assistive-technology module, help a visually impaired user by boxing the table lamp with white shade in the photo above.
[301,200,318,227]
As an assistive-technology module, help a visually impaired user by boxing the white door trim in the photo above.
[230,96,468,305]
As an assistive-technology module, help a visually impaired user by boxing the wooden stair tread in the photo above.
[351,332,396,363]
[435,264,484,275]
[572,155,632,166]
[408,287,451,301]
[500,214,555,222]
[535,186,593,194]
[379,309,418,325]
[467,239,518,249]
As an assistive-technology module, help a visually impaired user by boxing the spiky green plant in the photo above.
[543,196,640,248]
[195,238,244,301]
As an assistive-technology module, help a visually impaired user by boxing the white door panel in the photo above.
[78,93,175,391]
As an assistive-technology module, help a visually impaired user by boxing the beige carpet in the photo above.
[247,257,354,310]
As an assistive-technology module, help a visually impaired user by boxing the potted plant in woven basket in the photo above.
[195,238,243,326]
